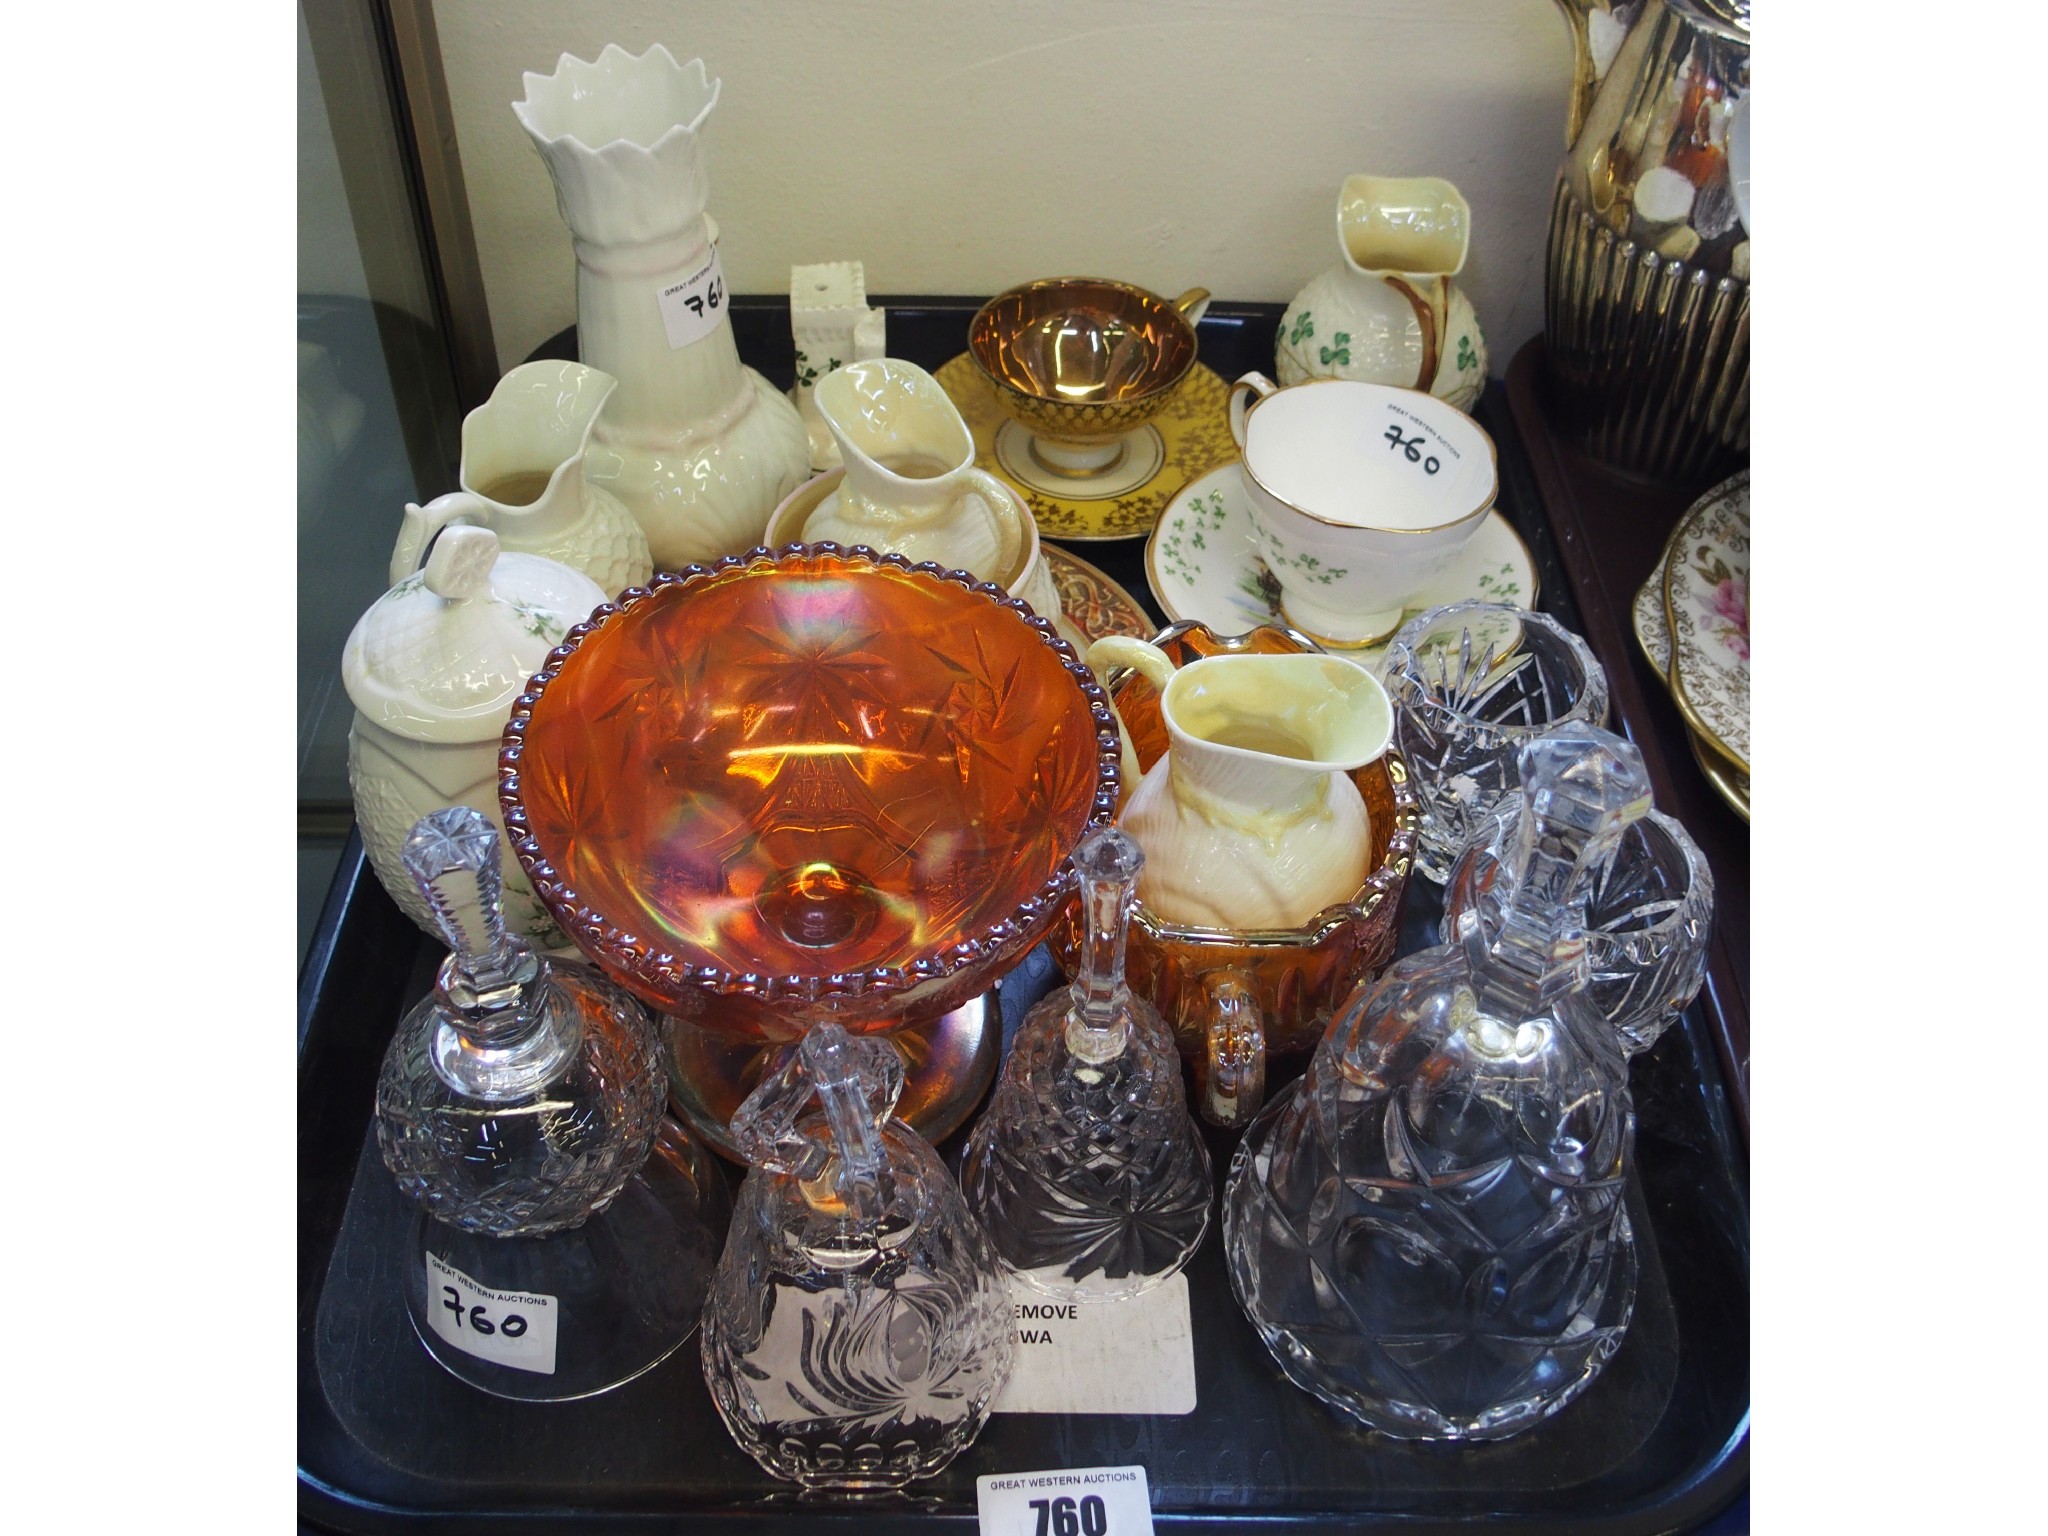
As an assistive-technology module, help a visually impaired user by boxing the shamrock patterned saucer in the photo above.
[1144,465,1537,671]
[936,355,1238,541]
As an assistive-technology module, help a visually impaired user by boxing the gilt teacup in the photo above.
[1228,373,1497,647]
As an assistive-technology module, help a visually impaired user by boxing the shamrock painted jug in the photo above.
[1276,175,1488,411]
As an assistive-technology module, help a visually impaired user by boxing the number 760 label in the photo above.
[424,1250,559,1375]
[976,1467,1153,1536]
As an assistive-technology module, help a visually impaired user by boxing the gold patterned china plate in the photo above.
[1631,473,1752,823]
[1633,577,1750,822]
[1145,464,1537,674]
[936,354,1237,541]
[1042,545,1154,644]
[1662,470,1750,775]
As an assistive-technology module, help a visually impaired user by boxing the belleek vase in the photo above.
[515,44,810,568]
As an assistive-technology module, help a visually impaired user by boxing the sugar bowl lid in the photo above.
[343,525,609,744]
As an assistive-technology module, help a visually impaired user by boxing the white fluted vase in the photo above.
[515,44,810,569]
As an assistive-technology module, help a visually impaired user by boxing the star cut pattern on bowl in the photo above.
[499,544,1122,1040]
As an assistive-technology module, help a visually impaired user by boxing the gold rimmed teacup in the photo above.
[969,277,1210,478]
[1226,373,1499,647]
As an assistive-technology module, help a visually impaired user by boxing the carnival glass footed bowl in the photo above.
[1055,622,1419,1126]
[500,545,1120,1041]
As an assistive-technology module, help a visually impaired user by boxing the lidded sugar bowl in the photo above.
[343,524,606,949]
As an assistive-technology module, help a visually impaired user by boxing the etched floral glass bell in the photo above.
[700,1022,1014,1489]
[374,806,729,1401]
[961,827,1212,1299]
[1223,726,1657,1440]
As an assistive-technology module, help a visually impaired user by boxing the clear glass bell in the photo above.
[961,826,1212,1298]
[1441,790,1713,1055]
[700,1022,1014,1490]
[1223,725,1659,1441]
[374,806,729,1401]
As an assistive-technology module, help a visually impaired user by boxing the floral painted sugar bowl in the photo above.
[342,524,605,950]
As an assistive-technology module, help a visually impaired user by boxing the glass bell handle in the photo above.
[401,806,536,994]
[1468,725,1651,1018]
[1065,826,1146,1064]
[730,1022,904,1221]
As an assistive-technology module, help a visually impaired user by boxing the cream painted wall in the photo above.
[434,0,1574,377]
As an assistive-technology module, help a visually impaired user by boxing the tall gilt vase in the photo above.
[516,45,810,568]
[1544,1,1749,484]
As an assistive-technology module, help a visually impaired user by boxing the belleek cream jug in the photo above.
[802,357,1028,585]
[389,360,652,599]
[1083,637,1394,931]
[1276,175,1488,411]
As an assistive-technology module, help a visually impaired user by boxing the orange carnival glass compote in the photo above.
[499,544,1120,1153]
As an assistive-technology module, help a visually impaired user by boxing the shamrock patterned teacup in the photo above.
[1227,373,1497,648]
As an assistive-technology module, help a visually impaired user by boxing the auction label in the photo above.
[976,1466,1153,1536]
[656,246,729,349]
[991,1273,1195,1416]
[424,1251,558,1375]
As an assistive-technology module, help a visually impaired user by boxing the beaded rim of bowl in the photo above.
[498,542,1122,1011]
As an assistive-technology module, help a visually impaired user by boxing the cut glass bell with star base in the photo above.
[961,826,1211,1300]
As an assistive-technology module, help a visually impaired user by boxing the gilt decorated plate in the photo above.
[1661,471,1750,775]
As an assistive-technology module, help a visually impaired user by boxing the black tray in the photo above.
[300,300,1748,1533]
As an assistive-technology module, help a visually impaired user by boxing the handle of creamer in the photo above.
[1084,635,1178,694]
[1227,370,1279,452]
[391,490,494,588]
[955,467,1030,581]
[1171,288,1212,328]
[1196,969,1266,1128]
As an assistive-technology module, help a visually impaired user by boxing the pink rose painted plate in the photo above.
[1661,471,1749,775]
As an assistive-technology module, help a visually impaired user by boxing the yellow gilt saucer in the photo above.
[935,355,1237,541]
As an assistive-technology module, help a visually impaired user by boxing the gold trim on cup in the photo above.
[1143,466,1542,637]
[1235,376,1499,537]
